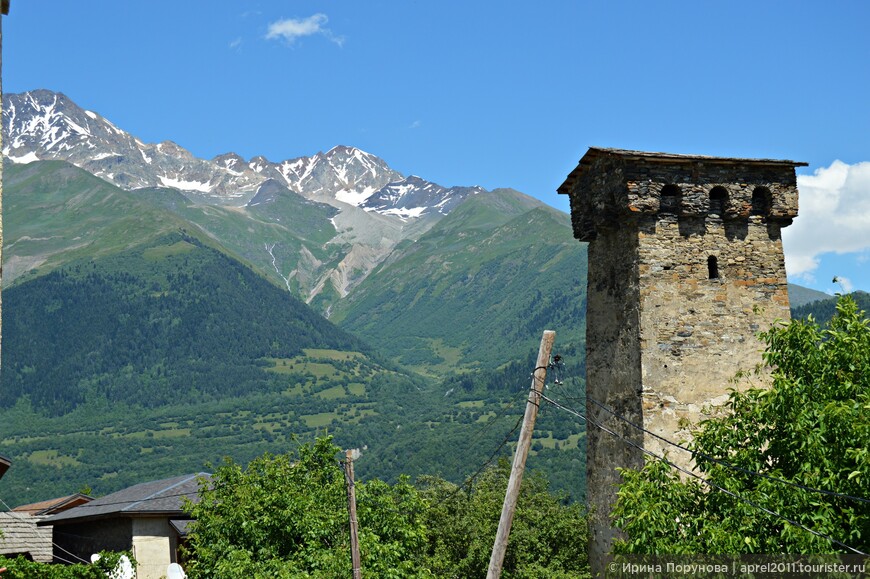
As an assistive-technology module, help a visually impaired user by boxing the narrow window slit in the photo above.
[707,256,719,280]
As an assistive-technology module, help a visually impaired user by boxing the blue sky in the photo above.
[4,1,868,294]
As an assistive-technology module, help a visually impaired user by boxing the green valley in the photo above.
[0,160,588,507]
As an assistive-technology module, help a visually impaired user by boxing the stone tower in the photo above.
[558,148,803,571]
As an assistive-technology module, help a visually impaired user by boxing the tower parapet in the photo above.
[560,147,800,241]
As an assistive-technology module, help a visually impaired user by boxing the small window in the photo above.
[660,184,682,215]
[707,256,719,279]
[709,186,727,216]
[751,187,771,216]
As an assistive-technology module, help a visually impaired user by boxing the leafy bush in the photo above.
[0,551,132,579]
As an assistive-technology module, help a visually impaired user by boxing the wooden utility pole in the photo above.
[344,449,362,579]
[486,330,555,579]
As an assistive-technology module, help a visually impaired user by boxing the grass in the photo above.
[152,428,192,439]
[27,449,81,467]
[476,411,496,423]
[403,338,468,377]
[530,432,585,452]
[282,384,306,396]
[317,385,348,400]
[302,348,365,361]
[302,412,339,428]
[142,240,196,261]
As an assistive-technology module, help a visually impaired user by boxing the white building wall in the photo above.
[131,518,177,579]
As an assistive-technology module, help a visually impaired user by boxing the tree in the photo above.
[612,295,870,554]
[418,459,590,578]
[182,436,432,578]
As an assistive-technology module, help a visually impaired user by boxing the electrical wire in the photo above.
[584,394,870,505]
[449,412,526,500]
[544,367,869,505]
[0,496,93,564]
[539,394,868,556]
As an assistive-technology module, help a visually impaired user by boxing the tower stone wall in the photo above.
[559,148,803,574]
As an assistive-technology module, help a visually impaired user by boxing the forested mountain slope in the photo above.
[1,232,367,415]
[791,290,870,323]
[333,189,587,371]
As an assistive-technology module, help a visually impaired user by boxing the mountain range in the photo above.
[2,89,587,371]
[0,89,835,504]
[3,91,486,307]
[0,89,592,502]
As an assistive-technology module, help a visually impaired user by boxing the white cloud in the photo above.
[408,120,422,129]
[229,37,242,49]
[265,14,344,47]
[783,160,870,278]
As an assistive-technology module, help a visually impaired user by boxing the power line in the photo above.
[463,389,530,449]
[544,367,869,506]
[450,413,525,500]
[539,394,868,556]
[584,394,870,505]
[0,496,93,565]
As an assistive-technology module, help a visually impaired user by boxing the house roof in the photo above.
[39,473,210,526]
[0,454,10,480]
[0,512,53,563]
[13,493,94,516]
[557,147,808,195]
[169,518,194,537]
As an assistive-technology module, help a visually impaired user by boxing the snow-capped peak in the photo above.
[2,90,487,217]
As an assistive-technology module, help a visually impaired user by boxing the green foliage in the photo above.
[182,437,432,578]
[613,295,870,554]
[0,551,132,579]
[356,477,431,578]
[0,352,585,507]
[417,459,590,578]
[182,438,587,578]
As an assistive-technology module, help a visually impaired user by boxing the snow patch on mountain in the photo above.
[6,151,39,164]
[379,206,427,220]
[159,175,214,193]
[335,185,379,206]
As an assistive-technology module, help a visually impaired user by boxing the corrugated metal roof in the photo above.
[40,473,210,525]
